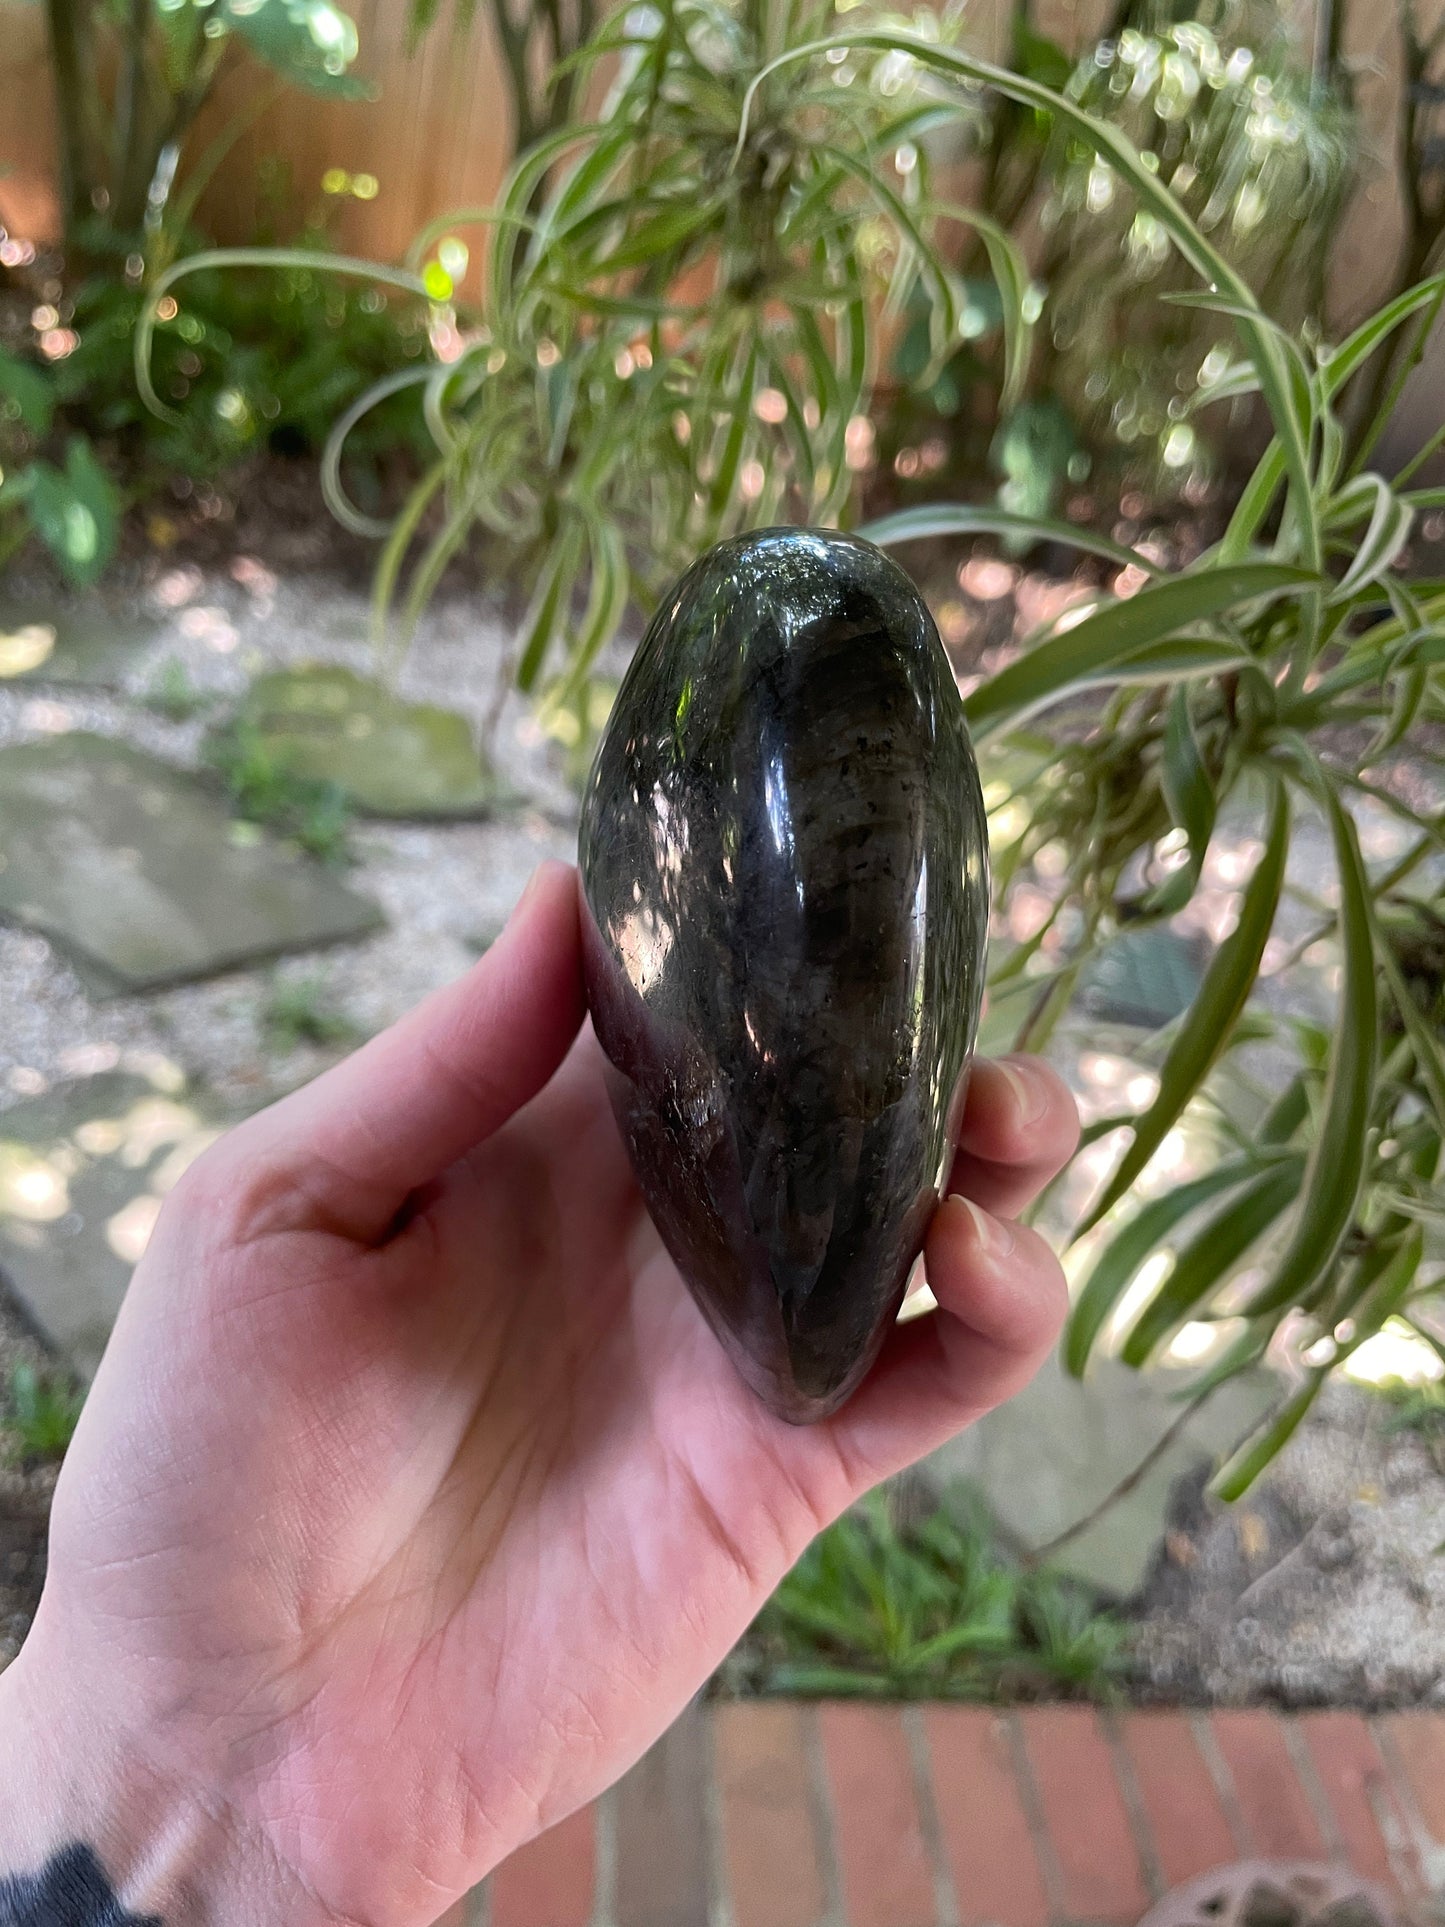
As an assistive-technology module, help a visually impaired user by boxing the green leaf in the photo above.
[1332,476,1414,601]
[516,521,583,693]
[1245,789,1378,1315]
[1065,1158,1262,1376]
[1077,638,1251,685]
[600,201,720,274]
[737,30,1323,573]
[1211,1376,1324,1500]
[25,440,120,589]
[1322,275,1445,404]
[859,504,1158,577]
[1376,923,1445,1135]
[1260,1072,1311,1146]
[1147,687,1215,913]
[1190,361,1260,411]
[1074,775,1290,1240]
[554,512,629,701]
[707,336,759,527]
[1345,1223,1424,1349]
[975,219,1033,412]
[0,350,53,434]
[221,0,370,96]
[964,567,1312,738]
[1120,1160,1303,1366]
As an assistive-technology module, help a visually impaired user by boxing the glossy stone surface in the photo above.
[579,528,989,1421]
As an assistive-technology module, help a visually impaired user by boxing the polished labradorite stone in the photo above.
[579,528,989,1421]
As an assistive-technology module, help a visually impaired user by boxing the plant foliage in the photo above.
[861,221,1445,1497]
[141,0,1031,703]
[2,1362,85,1466]
[728,1493,1128,1700]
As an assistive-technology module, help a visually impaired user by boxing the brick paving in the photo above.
[435,1701,1445,1926]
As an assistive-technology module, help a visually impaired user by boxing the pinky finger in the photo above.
[805,1194,1068,1497]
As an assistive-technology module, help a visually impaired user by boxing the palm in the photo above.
[21,867,1074,1927]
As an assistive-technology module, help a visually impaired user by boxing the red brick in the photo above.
[1300,1712,1410,1890]
[488,1806,596,1927]
[1209,1712,1327,1861]
[1018,1706,1148,1922]
[615,1706,710,1927]
[716,1704,827,1927]
[819,1704,936,1927]
[1118,1712,1239,1888]
[924,1706,1049,1927]
[1380,1713,1445,1846]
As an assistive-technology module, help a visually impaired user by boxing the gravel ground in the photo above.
[1134,1380,1445,1708]
[0,559,585,1113]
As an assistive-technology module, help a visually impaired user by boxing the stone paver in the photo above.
[451,1702,1445,1924]
[924,1351,1277,1597]
[0,602,157,687]
[1077,926,1207,1029]
[228,665,499,818]
[0,733,381,993]
[0,1068,238,1372]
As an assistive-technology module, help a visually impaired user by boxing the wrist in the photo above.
[0,1651,332,1927]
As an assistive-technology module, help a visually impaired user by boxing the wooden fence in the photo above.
[0,0,1434,324]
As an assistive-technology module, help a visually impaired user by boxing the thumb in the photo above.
[203,861,585,1242]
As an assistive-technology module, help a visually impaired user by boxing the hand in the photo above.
[0,862,1078,1926]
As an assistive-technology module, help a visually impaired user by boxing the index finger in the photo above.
[944,1053,1080,1219]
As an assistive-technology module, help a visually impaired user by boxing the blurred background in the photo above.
[2,2,1445,1918]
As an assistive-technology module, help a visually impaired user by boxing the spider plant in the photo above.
[139,0,1031,709]
[840,22,1445,1493]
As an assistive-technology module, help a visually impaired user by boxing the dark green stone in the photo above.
[579,529,989,1422]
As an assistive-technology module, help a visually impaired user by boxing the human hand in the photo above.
[0,862,1077,1926]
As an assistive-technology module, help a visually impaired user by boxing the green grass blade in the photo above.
[320,366,434,538]
[1211,1376,1324,1501]
[1343,1223,1424,1349]
[554,513,629,700]
[1065,1158,1262,1376]
[1324,274,1445,400]
[135,248,430,428]
[1377,923,1445,1135]
[516,520,582,692]
[859,504,1160,575]
[1333,477,1415,601]
[965,566,1309,738]
[1244,788,1378,1315]
[1074,775,1290,1239]
[734,31,1321,571]
[707,337,759,529]
[1120,1161,1303,1366]
[975,218,1033,412]
[1147,686,1216,912]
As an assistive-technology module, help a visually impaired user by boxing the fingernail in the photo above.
[956,1195,1016,1260]
[509,862,551,925]
[999,1057,1049,1127]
